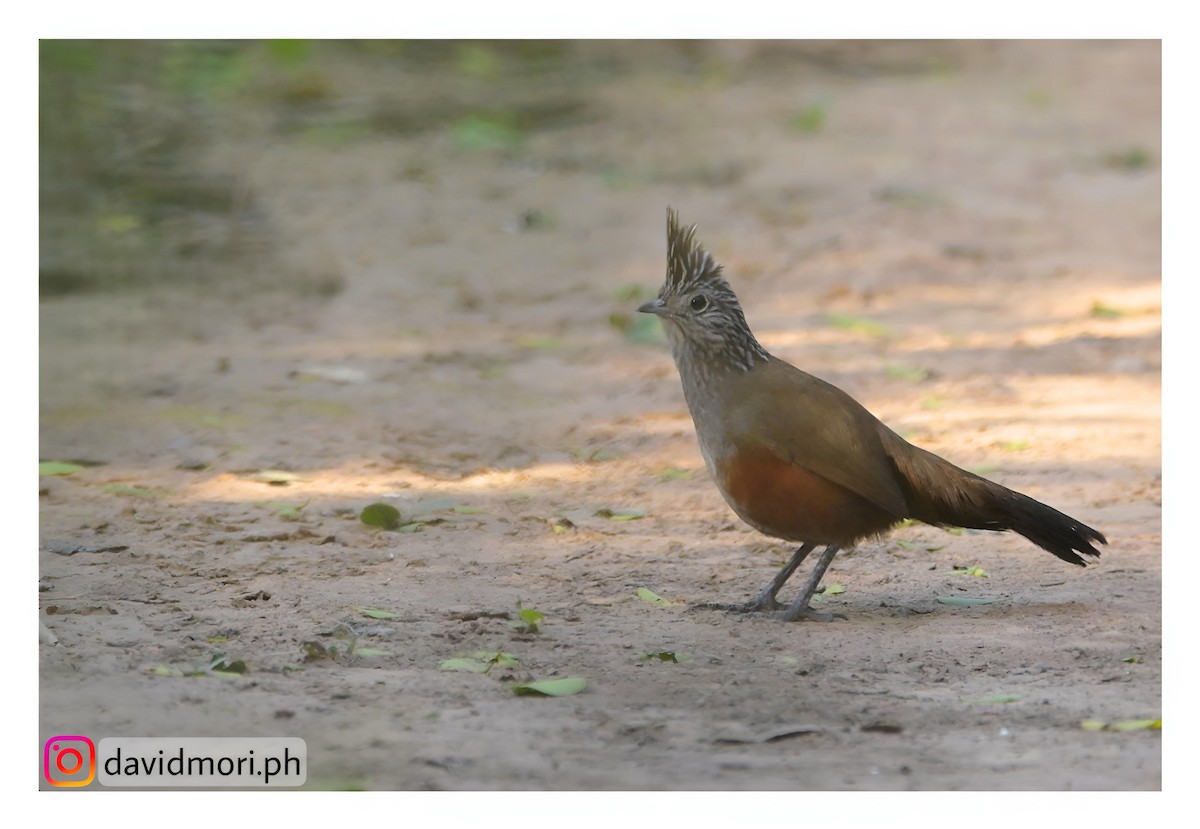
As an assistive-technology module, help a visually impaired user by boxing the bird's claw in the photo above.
[690,598,844,621]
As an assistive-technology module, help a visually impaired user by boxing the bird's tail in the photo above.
[882,435,1106,566]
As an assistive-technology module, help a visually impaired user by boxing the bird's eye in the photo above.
[689,294,709,312]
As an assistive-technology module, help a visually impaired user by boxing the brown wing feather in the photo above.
[723,359,911,519]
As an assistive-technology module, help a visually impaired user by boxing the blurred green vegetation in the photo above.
[38,40,598,297]
[40,40,973,298]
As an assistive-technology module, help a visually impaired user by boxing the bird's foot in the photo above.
[689,596,782,614]
[691,598,844,621]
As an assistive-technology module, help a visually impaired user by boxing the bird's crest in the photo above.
[666,207,725,294]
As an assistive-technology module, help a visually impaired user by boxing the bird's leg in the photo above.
[776,544,842,622]
[693,543,817,614]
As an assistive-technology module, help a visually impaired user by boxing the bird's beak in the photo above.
[637,297,669,316]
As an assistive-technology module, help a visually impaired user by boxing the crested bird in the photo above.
[638,208,1106,621]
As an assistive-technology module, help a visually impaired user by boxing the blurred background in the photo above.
[40,39,1160,467]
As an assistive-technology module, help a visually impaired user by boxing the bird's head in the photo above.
[638,208,768,371]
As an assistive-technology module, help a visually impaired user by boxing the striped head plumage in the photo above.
[638,207,769,373]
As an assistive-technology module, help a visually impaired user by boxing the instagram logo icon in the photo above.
[44,736,96,787]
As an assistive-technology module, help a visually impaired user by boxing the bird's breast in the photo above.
[711,444,900,546]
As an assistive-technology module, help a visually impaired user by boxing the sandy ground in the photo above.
[39,41,1161,790]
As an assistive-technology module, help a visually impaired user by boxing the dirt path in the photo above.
[39,41,1160,790]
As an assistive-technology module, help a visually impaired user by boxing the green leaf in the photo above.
[953,566,990,578]
[636,587,674,607]
[441,651,521,673]
[451,114,523,151]
[657,467,692,481]
[454,43,501,78]
[512,677,587,697]
[516,334,565,350]
[883,364,930,383]
[39,461,83,476]
[1090,301,1125,319]
[360,503,402,529]
[622,314,668,344]
[974,693,1021,704]
[1122,656,1143,664]
[641,652,677,663]
[1081,718,1160,732]
[469,651,521,667]
[612,283,656,302]
[266,39,312,66]
[509,601,544,633]
[355,607,399,620]
[596,508,646,521]
[210,659,247,675]
[355,648,392,657]
[97,212,141,235]
[637,651,694,663]
[822,583,846,595]
[268,501,308,521]
[1108,719,1161,732]
[253,469,303,485]
[936,596,1000,607]
[1101,147,1151,170]
[790,103,828,134]
[452,504,487,515]
[826,313,888,338]
[997,440,1031,452]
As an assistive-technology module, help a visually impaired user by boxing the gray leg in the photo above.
[776,544,842,622]
[694,543,817,614]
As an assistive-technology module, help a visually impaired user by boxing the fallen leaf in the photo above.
[953,566,990,578]
[253,469,303,485]
[512,677,587,697]
[40,461,83,476]
[883,364,930,383]
[268,501,308,521]
[355,607,399,620]
[290,366,370,384]
[452,504,487,515]
[826,312,889,338]
[360,503,401,530]
[1081,719,1160,732]
[636,587,674,607]
[596,508,646,521]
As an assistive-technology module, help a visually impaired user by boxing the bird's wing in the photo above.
[725,359,911,518]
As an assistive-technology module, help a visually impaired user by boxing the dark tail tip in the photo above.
[1010,493,1107,566]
